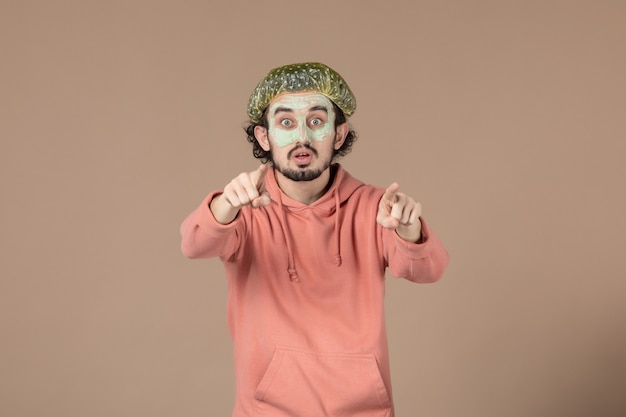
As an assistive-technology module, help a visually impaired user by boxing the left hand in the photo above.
[377,183,423,242]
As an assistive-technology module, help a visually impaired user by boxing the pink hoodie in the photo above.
[181,165,449,417]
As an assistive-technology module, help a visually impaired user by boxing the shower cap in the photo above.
[247,62,357,123]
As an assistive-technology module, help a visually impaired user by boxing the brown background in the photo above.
[1,1,625,416]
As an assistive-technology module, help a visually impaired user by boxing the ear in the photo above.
[254,126,270,151]
[334,122,349,150]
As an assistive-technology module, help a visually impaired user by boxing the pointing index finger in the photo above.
[382,183,400,205]
[253,164,269,187]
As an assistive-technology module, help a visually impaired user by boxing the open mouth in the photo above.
[289,147,316,165]
[294,153,312,165]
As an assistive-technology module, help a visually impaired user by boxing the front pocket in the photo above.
[254,347,392,417]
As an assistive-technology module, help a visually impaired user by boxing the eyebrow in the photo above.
[272,105,329,116]
[273,107,293,116]
[310,105,328,114]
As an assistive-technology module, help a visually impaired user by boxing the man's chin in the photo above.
[279,167,323,182]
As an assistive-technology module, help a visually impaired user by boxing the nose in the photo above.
[297,124,312,144]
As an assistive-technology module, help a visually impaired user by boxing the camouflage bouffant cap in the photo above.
[247,62,357,123]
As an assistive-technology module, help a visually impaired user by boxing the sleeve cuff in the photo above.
[392,217,433,260]
[193,190,241,237]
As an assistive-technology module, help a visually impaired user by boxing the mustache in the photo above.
[287,144,318,159]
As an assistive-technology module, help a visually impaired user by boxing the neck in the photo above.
[274,167,334,205]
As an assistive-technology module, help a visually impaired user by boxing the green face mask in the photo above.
[267,93,336,148]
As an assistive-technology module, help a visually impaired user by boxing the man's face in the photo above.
[256,92,347,182]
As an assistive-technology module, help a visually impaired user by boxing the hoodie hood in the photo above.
[263,164,365,282]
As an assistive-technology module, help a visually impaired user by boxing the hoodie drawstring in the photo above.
[334,189,342,267]
[275,189,343,283]
[277,196,300,282]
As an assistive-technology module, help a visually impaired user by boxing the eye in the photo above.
[280,119,293,127]
[310,118,323,127]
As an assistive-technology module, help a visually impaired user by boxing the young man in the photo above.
[181,62,449,417]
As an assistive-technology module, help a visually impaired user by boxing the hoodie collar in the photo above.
[264,164,364,282]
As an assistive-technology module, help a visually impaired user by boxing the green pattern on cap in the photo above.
[247,62,356,123]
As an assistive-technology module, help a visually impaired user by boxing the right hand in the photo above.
[210,165,271,224]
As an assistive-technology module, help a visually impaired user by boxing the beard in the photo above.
[269,143,332,182]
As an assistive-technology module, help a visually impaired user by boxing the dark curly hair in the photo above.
[244,102,357,163]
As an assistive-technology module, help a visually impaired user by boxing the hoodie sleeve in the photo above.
[180,191,244,260]
[383,218,450,283]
